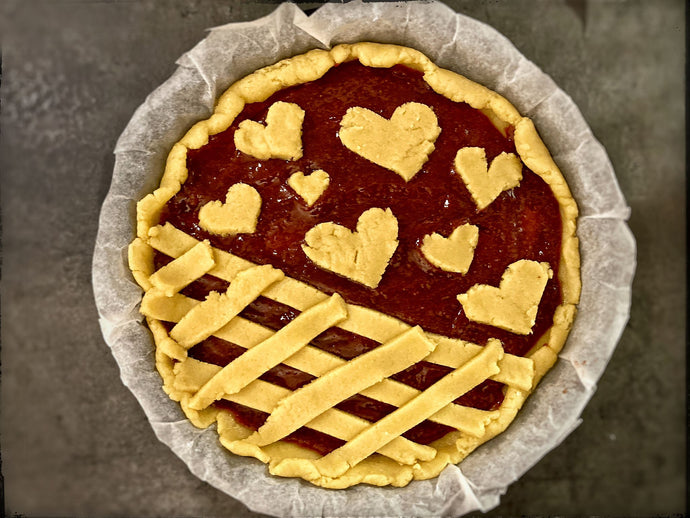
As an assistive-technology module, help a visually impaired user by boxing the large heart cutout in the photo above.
[339,102,441,182]
[302,207,399,288]
[198,183,262,236]
[421,224,479,274]
[455,147,523,210]
[234,101,305,161]
[457,260,552,335]
[288,169,330,207]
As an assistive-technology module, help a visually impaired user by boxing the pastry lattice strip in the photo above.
[141,290,500,437]
[170,330,503,473]
[241,326,437,447]
[145,274,445,465]
[249,340,504,478]
[309,340,503,478]
[144,222,535,391]
[187,293,349,410]
[173,358,437,465]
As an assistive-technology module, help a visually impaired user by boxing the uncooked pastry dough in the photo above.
[302,207,399,289]
[234,101,305,161]
[339,102,441,181]
[454,147,523,210]
[127,42,581,490]
[457,260,553,335]
[288,169,330,206]
[198,183,262,236]
[421,224,479,274]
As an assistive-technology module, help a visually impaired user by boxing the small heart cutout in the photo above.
[302,208,399,288]
[198,183,262,236]
[234,101,305,161]
[288,169,330,207]
[421,224,479,274]
[455,147,522,210]
[339,102,441,181]
[457,260,552,335]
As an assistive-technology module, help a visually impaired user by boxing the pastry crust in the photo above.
[421,223,479,274]
[454,148,523,210]
[197,183,262,236]
[302,207,399,289]
[457,260,554,335]
[234,101,305,161]
[287,169,330,207]
[129,42,581,489]
[339,102,441,181]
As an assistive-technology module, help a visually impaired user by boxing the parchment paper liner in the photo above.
[92,2,636,516]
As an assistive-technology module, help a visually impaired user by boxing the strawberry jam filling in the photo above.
[157,61,563,454]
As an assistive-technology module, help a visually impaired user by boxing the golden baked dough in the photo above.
[128,42,581,489]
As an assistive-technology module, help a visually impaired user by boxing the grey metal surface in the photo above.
[1,1,685,516]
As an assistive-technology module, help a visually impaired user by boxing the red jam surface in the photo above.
[157,61,563,454]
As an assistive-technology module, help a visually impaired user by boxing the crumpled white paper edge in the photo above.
[92,2,636,517]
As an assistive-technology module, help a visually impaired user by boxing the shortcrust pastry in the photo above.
[128,42,580,488]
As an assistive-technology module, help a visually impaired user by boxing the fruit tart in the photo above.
[128,42,580,489]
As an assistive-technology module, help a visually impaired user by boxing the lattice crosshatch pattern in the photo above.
[130,222,550,486]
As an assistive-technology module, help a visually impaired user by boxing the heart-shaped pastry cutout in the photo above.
[234,101,305,161]
[302,207,399,288]
[288,169,330,207]
[339,102,441,181]
[457,260,552,335]
[421,224,479,274]
[455,147,523,210]
[198,183,262,236]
